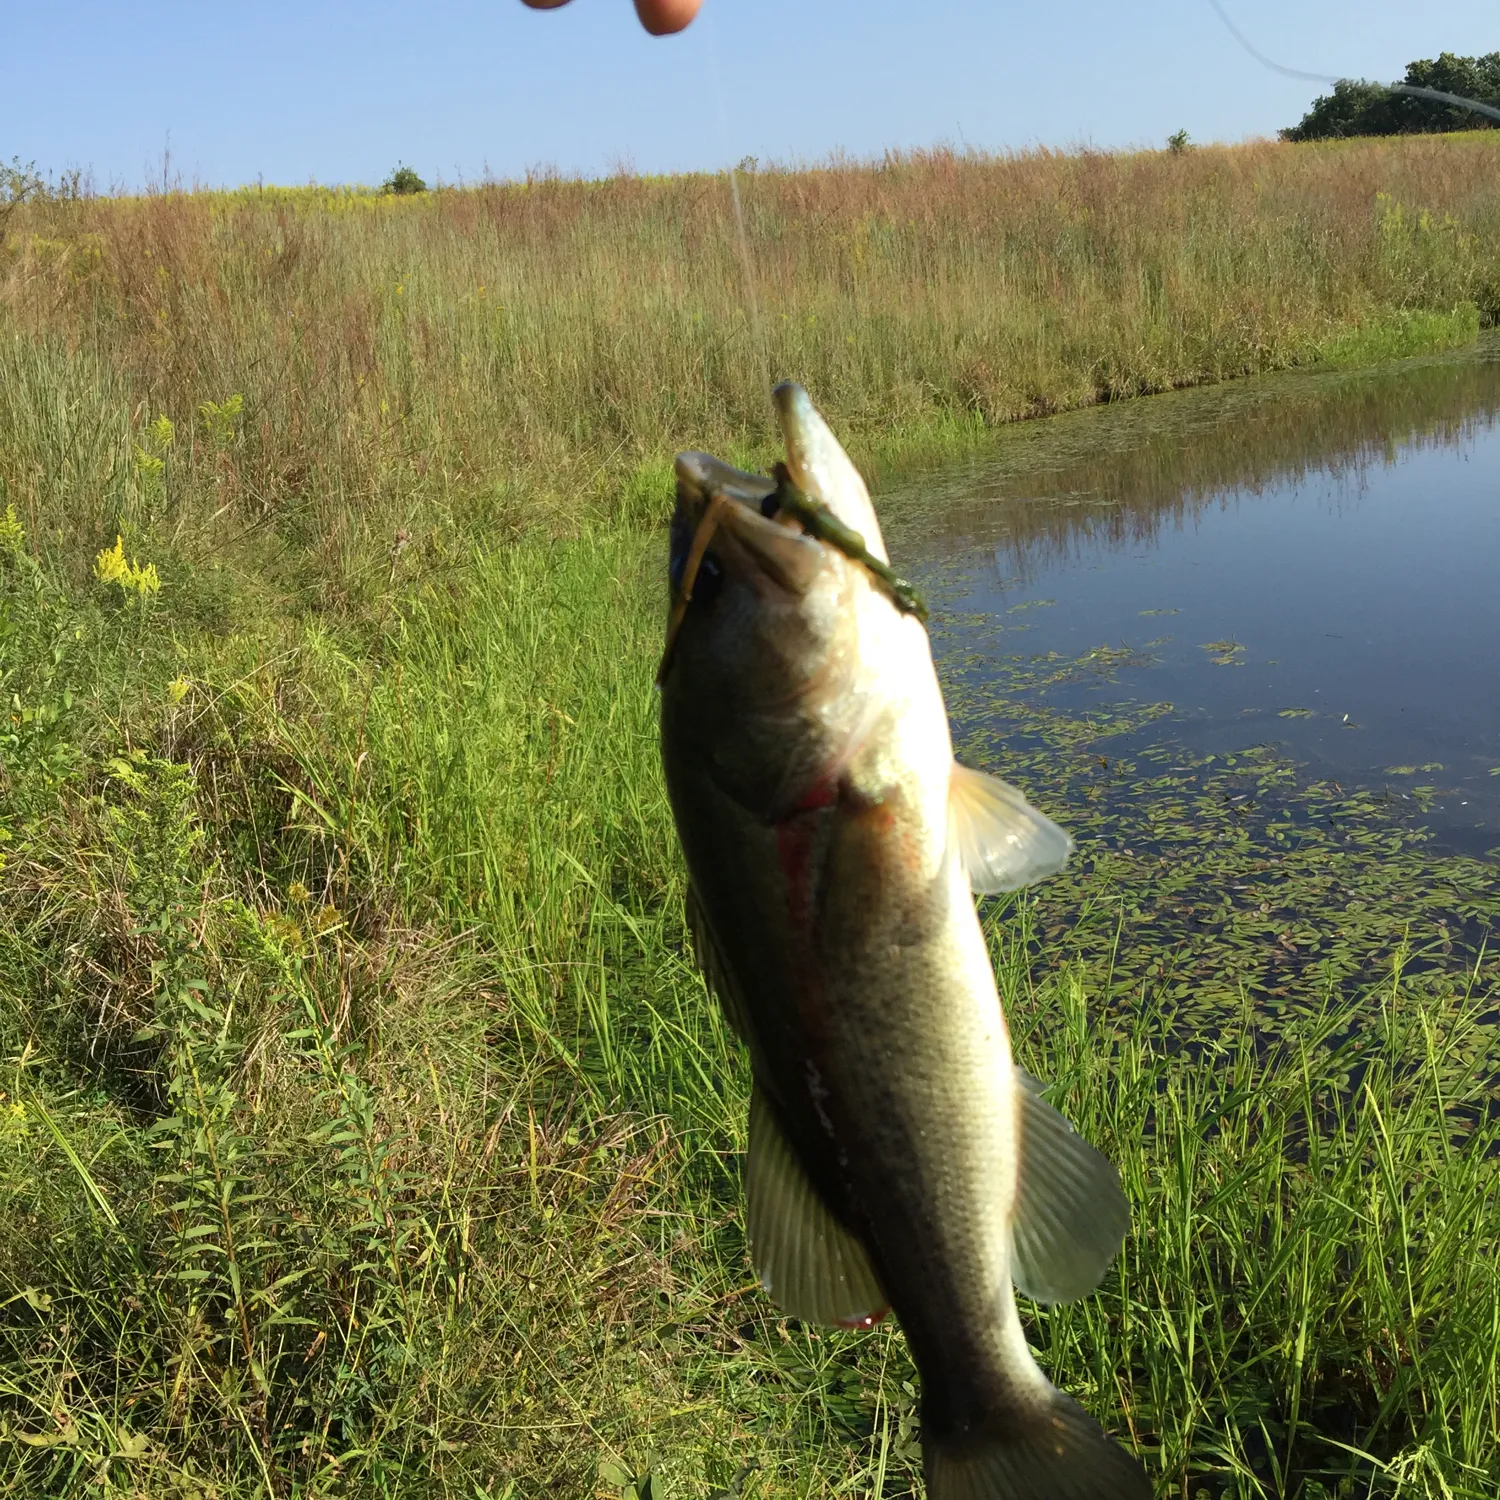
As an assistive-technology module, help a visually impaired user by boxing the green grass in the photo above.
[1313,305,1481,368]
[3,137,1500,1497]
[3,503,1499,1498]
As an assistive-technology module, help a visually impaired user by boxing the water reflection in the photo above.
[882,341,1500,857]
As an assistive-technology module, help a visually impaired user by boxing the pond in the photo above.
[883,339,1500,864]
[852,347,1500,1499]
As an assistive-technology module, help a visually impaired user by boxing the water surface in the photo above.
[882,342,1500,860]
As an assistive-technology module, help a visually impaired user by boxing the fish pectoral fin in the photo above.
[949,762,1073,895]
[1010,1067,1130,1305]
[747,1086,887,1329]
[685,884,751,1042]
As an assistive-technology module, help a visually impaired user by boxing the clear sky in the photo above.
[4,1,1495,191]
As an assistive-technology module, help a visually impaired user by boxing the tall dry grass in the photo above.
[3,134,1499,603]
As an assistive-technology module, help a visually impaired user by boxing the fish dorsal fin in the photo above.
[1009,1067,1130,1305]
[772,382,889,563]
[950,762,1074,895]
[746,1086,888,1328]
[684,884,751,1043]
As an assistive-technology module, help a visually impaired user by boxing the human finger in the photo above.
[518,0,703,33]
[634,0,702,34]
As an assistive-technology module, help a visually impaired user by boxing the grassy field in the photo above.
[2,134,1500,1498]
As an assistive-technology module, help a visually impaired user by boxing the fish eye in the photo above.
[668,539,724,607]
[691,552,724,606]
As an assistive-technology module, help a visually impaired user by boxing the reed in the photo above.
[4,133,1500,599]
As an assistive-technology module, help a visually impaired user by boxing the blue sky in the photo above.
[4,1,1495,190]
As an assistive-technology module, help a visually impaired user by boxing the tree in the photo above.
[0,158,45,247]
[1281,52,1500,141]
[381,163,427,195]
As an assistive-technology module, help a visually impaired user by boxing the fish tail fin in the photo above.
[925,1389,1149,1500]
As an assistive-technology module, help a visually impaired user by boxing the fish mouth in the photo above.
[672,451,825,597]
[657,451,828,686]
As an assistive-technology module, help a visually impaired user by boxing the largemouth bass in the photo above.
[658,384,1147,1499]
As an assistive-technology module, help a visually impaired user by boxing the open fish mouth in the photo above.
[658,451,827,683]
[659,388,929,685]
[671,449,816,595]
[673,450,778,524]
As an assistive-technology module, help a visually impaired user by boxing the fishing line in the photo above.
[1204,0,1500,126]
[703,13,773,405]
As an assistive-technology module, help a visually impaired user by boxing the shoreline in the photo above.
[767,305,1486,501]
[599,305,1487,534]
[6,130,1500,593]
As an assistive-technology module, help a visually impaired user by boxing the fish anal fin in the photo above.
[747,1086,887,1328]
[950,762,1073,895]
[1010,1067,1130,1305]
[685,884,751,1042]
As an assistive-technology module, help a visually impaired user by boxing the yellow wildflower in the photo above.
[94,535,162,598]
[95,535,128,585]
[0,1099,27,1141]
[199,395,243,446]
[0,503,23,555]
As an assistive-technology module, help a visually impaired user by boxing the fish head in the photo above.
[660,406,882,816]
[666,450,829,620]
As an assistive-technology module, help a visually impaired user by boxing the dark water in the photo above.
[881,341,1500,860]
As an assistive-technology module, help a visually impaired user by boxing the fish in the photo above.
[657,383,1147,1500]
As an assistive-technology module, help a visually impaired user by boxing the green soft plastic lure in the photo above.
[766,462,929,623]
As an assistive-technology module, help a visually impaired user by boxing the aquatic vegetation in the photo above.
[1201,639,1247,667]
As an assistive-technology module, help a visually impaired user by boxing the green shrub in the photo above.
[380,163,426,196]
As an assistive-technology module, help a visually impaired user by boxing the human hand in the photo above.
[519,0,703,36]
